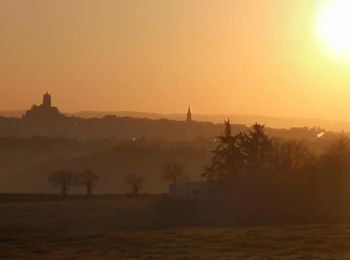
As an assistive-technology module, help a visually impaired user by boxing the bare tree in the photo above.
[162,162,185,184]
[123,174,144,195]
[75,169,99,196]
[48,170,74,197]
[271,139,316,174]
[319,136,350,174]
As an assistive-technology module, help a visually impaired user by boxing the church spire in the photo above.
[186,105,192,122]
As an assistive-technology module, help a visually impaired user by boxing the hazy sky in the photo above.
[1,0,350,120]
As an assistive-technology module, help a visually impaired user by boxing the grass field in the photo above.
[1,196,350,259]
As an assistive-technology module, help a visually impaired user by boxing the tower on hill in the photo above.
[23,92,62,121]
[42,91,52,108]
[186,105,192,122]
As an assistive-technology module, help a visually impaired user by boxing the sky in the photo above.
[1,0,350,121]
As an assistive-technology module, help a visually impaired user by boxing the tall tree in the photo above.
[75,169,99,196]
[203,120,246,181]
[243,123,273,173]
[48,170,74,197]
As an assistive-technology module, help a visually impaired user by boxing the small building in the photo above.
[169,181,210,200]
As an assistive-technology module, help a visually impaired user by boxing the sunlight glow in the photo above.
[317,0,350,57]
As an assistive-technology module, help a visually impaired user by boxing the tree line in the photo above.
[197,120,350,223]
[48,120,350,203]
[48,161,186,197]
[203,120,348,180]
[48,169,99,197]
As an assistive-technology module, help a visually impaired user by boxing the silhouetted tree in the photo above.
[271,139,316,174]
[123,174,144,195]
[75,169,99,196]
[48,170,74,197]
[319,136,350,174]
[243,123,273,173]
[317,136,350,208]
[162,162,185,184]
[203,120,246,180]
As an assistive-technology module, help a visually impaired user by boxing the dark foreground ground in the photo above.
[1,195,350,259]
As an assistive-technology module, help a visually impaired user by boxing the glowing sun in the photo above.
[317,0,350,56]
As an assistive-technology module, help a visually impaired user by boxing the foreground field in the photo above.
[1,196,350,259]
[2,225,350,259]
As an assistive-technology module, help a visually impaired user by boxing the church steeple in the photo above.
[186,105,192,122]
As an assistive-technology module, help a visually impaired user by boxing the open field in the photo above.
[1,196,350,259]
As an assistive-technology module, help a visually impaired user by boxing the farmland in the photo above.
[1,196,349,259]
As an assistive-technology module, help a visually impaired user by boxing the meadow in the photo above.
[1,196,350,259]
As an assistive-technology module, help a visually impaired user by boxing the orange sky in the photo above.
[1,0,350,120]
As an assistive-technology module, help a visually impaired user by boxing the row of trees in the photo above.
[48,169,98,197]
[120,163,186,195]
[51,120,343,196]
[195,121,350,223]
[204,120,350,181]
[48,161,187,197]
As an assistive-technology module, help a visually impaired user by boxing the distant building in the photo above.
[186,105,192,122]
[169,181,210,200]
[42,91,52,108]
[23,92,62,121]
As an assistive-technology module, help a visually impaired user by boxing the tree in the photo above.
[319,136,350,174]
[75,169,99,196]
[203,120,246,181]
[203,121,276,180]
[318,136,350,207]
[271,139,316,174]
[243,123,273,173]
[48,170,74,197]
[162,162,185,184]
[123,174,144,195]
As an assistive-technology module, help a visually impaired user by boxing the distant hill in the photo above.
[71,112,350,132]
[0,110,24,118]
[67,112,350,132]
[1,110,350,132]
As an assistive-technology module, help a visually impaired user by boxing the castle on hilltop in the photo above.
[23,92,62,121]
